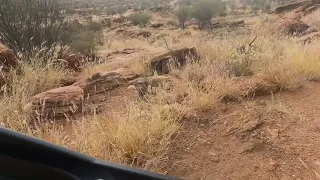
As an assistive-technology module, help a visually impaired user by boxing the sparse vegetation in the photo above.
[128,13,152,27]
[0,0,64,56]
[190,0,226,29]
[1,0,320,178]
[175,7,191,30]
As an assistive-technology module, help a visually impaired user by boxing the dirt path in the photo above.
[167,82,320,180]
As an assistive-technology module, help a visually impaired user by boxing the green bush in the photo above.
[190,0,226,29]
[70,31,98,55]
[252,4,260,14]
[175,7,191,30]
[263,3,271,13]
[167,20,178,27]
[86,22,103,32]
[61,21,104,56]
[128,13,152,27]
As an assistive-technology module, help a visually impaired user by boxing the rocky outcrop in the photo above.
[150,23,164,28]
[212,20,246,29]
[274,0,320,18]
[28,68,139,120]
[0,43,20,72]
[296,32,320,44]
[150,47,199,74]
[73,68,138,96]
[0,43,20,87]
[274,17,309,35]
[137,31,152,38]
[61,54,84,72]
[274,0,310,14]
[31,86,84,119]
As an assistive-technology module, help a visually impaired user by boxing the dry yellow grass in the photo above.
[0,60,67,132]
[38,99,182,171]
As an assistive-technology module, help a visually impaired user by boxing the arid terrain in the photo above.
[1,0,320,179]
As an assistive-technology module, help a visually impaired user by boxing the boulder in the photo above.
[31,86,84,119]
[150,23,164,28]
[63,54,85,72]
[73,68,138,96]
[0,43,20,88]
[212,20,246,28]
[137,31,152,38]
[274,0,310,14]
[296,32,320,44]
[150,47,199,74]
[0,43,20,72]
[274,17,309,35]
[300,26,318,36]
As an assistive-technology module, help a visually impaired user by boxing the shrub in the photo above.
[86,22,103,32]
[190,0,226,29]
[69,30,100,55]
[252,4,260,14]
[65,7,76,15]
[128,13,152,27]
[59,20,104,56]
[167,20,178,27]
[0,0,64,56]
[263,3,271,13]
[175,7,191,30]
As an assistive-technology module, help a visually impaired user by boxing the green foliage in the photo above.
[86,22,103,32]
[65,7,76,15]
[190,0,226,29]
[70,31,97,55]
[61,21,104,55]
[263,2,271,12]
[0,0,64,56]
[167,20,178,27]
[175,7,191,30]
[128,13,152,27]
[252,4,260,14]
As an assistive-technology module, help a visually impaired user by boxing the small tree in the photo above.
[263,2,271,13]
[252,4,260,14]
[230,3,236,12]
[128,13,152,27]
[0,0,65,56]
[175,7,191,30]
[191,0,226,30]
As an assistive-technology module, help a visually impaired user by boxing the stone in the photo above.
[297,32,320,44]
[0,43,20,72]
[150,23,164,28]
[137,31,151,38]
[150,47,199,74]
[274,17,309,35]
[274,0,310,14]
[31,86,84,119]
[73,68,138,96]
[63,54,85,72]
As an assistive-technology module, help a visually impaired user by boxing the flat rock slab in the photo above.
[32,85,84,119]
[73,68,139,96]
